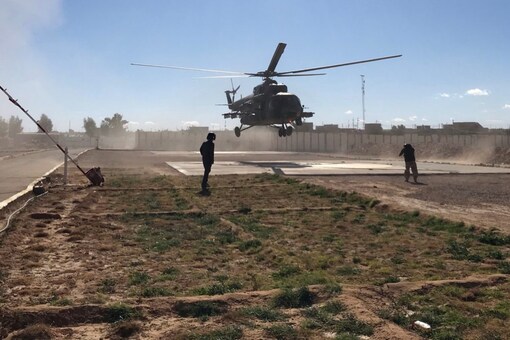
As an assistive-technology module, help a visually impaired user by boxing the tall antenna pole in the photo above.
[361,75,366,130]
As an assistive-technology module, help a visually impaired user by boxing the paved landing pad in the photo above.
[168,161,273,175]
[166,159,510,176]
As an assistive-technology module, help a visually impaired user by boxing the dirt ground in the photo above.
[305,173,510,233]
[1,150,509,339]
[79,150,510,233]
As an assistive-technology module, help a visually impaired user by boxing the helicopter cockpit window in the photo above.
[268,84,288,94]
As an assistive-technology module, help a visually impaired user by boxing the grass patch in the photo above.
[498,261,510,274]
[367,222,385,234]
[0,268,6,282]
[375,276,400,286]
[157,267,179,281]
[105,303,141,323]
[139,286,173,297]
[128,271,150,286]
[478,230,510,246]
[215,229,238,244]
[322,301,347,314]
[331,210,347,220]
[238,239,262,252]
[485,301,510,320]
[108,320,142,339]
[272,264,301,280]
[188,326,243,340]
[174,300,228,318]
[422,217,467,234]
[264,323,299,339]
[135,224,181,252]
[335,313,374,336]
[98,278,116,294]
[446,240,483,262]
[229,215,274,239]
[196,214,220,227]
[272,287,316,309]
[239,306,286,321]
[383,282,510,339]
[336,266,361,276]
[193,279,242,296]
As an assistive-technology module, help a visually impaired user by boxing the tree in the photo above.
[100,113,128,136]
[8,116,23,138]
[83,117,98,137]
[38,113,53,133]
[0,117,8,138]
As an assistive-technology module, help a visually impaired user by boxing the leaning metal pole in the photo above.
[0,84,90,178]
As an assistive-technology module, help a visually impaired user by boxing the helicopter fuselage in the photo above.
[228,81,304,126]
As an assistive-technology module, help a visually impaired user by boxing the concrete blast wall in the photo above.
[136,127,277,151]
[135,129,510,152]
[276,132,510,153]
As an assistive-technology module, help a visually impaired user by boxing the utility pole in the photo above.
[361,75,366,130]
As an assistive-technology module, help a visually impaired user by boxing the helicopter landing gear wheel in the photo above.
[286,126,293,136]
[234,127,241,137]
[278,128,283,137]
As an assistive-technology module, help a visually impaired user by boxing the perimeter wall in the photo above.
[135,129,510,153]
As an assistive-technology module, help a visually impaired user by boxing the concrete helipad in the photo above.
[167,158,510,176]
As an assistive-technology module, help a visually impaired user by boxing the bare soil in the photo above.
[304,173,510,233]
[1,150,509,339]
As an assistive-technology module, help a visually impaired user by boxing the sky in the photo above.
[1,0,509,132]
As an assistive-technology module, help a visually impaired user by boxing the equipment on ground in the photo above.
[0,85,104,186]
[132,43,401,137]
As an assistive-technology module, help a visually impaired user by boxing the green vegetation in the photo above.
[105,303,141,323]
[272,287,316,308]
[174,300,228,318]
[188,326,243,340]
[378,282,510,339]
[264,323,299,339]
[238,239,262,252]
[193,279,242,296]
[229,215,275,239]
[140,286,173,297]
[158,267,179,281]
[335,313,374,337]
[22,172,508,338]
[478,230,510,246]
[99,278,117,294]
[302,304,372,338]
[128,271,150,286]
[239,306,286,322]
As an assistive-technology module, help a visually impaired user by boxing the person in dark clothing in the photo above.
[399,143,418,183]
[200,133,216,193]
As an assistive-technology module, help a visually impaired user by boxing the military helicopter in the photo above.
[132,43,401,137]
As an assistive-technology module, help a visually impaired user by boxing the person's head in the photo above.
[207,132,216,141]
[404,143,412,148]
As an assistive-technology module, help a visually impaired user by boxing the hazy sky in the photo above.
[1,0,509,132]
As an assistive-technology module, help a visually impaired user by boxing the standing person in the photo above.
[399,143,418,183]
[200,132,216,194]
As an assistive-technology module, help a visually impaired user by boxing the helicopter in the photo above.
[132,43,401,137]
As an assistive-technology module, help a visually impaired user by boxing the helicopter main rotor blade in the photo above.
[266,42,287,74]
[275,54,402,76]
[131,63,247,75]
[275,73,326,77]
[196,75,251,79]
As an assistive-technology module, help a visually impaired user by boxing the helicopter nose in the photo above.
[270,93,302,115]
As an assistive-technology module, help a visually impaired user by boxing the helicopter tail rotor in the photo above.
[225,79,240,105]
